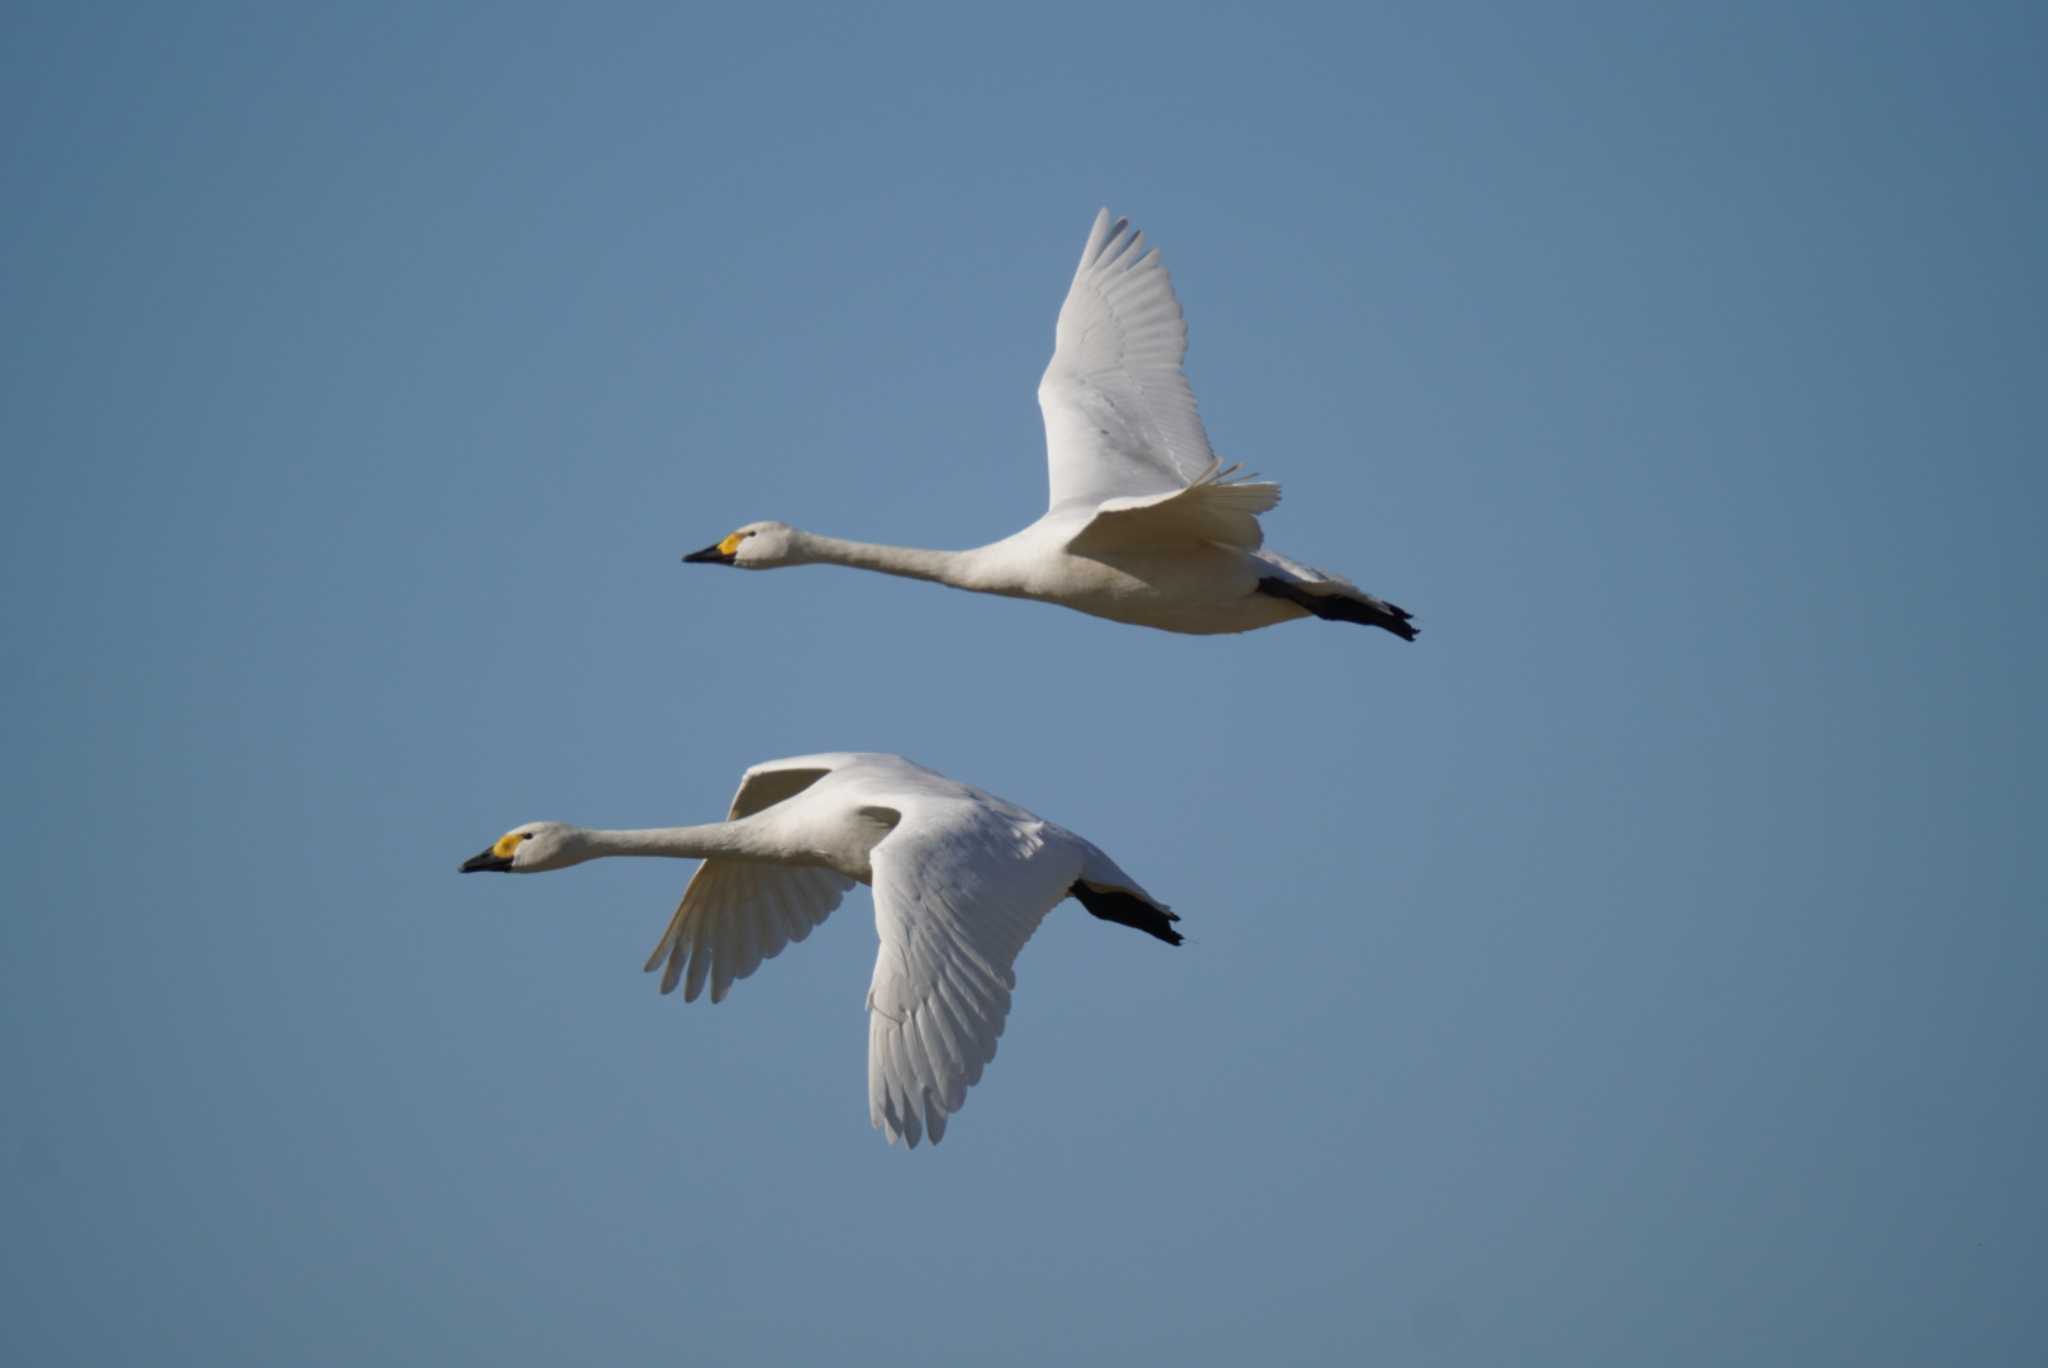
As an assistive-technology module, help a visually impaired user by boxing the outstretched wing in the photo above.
[1038,209,1229,512]
[863,802,1076,1148]
[642,760,856,1003]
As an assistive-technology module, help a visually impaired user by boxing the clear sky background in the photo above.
[4,2,2043,1363]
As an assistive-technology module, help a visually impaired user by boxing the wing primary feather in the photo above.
[708,896,739,1003]
[656,923,688,995]
[683,921,713,1002]
[1087,215,1129,266]
[916,1011,969,1107]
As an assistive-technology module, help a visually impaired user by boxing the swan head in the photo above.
[682,521,801,569]
[458,821,587,874]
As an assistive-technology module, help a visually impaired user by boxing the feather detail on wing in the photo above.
[864,806,1072,1148]
[1037,209,1218,512]
[644,860,854,1002]
[641,761,855,1003]
[1065,459,1281,553]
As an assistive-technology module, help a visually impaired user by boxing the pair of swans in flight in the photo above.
[462,210,1417,1147]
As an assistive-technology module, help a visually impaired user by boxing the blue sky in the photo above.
[4,2,2043,1363]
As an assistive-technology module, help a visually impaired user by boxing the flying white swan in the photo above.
[684,208,1417,640]
[459,752,1179,1147]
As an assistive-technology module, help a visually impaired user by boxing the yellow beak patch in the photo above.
[717,532,746,556]
[492,832,525,859]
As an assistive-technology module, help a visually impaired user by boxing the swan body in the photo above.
[459,752,1178,1148]
[684,209,1417,640]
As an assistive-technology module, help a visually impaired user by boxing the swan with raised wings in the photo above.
[458,752,1179,1148]
[683,209,1418,640]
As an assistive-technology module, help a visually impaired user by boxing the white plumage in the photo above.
[683,209,1417,641]
[459,752,1179,1147]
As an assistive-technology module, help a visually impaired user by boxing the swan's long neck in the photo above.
[578,822,773,863]
[795,532,977,588]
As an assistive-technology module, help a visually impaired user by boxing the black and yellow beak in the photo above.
[682,544,736,565]
[682,542,737,565]
[459,848,514,873]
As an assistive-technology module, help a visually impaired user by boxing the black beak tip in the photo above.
[460,850,513,873]
[682,544,736,565]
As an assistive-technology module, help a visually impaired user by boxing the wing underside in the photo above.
[644,859,855,1002]
[641,761,856,1003]
[1037,209,1222,512]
